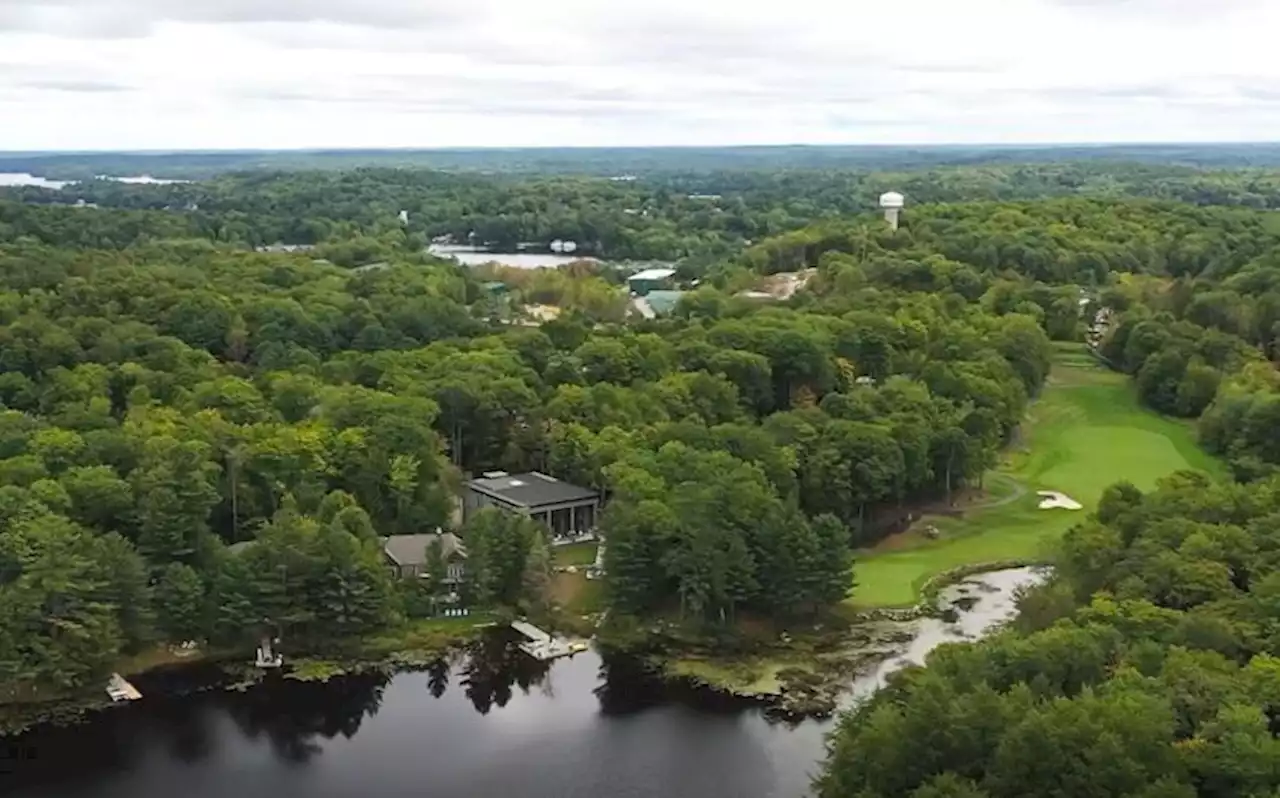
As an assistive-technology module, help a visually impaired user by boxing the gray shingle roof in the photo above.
[467,471,598,508]
[383,532,466,566]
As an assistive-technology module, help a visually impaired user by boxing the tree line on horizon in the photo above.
[10,159,1280,265]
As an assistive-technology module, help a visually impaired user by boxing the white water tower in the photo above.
[879,191,905,230]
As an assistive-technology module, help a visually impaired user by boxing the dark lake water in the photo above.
[3,568,1042,798]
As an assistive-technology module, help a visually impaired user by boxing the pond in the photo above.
[3,568,1043,798]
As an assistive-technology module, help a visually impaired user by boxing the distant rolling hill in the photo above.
[5,142,1280,179]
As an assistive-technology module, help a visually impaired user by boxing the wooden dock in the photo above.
[511,620,550,643]
[510,621,588,662]
[106,673,142,702]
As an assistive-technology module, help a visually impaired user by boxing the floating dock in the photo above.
[510,621,588,661]
[106,673,142,702]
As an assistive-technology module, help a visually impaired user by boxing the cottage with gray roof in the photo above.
[231,531,468,584]
[464,471,600,541]
[382,531,467,583]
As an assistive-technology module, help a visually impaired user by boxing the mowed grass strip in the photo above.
[848,348,1225,609]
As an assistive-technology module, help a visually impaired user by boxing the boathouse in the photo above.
[464,471,600,541]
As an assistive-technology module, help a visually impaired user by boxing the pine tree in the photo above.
[811,514,854,605]
[520,534,551,609]
[155,562,206,642]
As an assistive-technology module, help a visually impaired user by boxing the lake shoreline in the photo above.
[4,567,1042,798]
[598,565,1047,719]
[0,615,492,737]
[2,566,1045,739]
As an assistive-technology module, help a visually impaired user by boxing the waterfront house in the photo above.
[383,531,467,583]
[464,471,600,542]
[230,530,468,584]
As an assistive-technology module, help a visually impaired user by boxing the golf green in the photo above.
[849,348,1225,608]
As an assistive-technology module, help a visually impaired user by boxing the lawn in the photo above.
[849,345,1226,609]
[553,541,599,567]
[551,570,604,613]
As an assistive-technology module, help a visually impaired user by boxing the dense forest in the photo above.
[11,159,1280,264]
[7,183,1280,700]
[0,191,1061,699]
[8,156,1280,795]
[819,472,1280,798]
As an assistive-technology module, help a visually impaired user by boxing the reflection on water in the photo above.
[459,627,552,714]
[224,673,389,764]
[5,568,1044,798]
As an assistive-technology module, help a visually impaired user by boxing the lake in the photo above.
[428,244,601,270]
[2,568,1042,798]
[94,175,189,185]
[0,173,189,189]
[0,173,69,189]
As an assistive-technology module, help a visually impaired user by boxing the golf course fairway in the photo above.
[850,345,1226,609]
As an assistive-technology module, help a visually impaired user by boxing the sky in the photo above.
[1,0,1279,150]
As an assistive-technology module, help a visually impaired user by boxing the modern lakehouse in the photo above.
[464,471,600,542]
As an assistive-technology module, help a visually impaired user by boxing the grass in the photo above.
[553,541,599,567]
[358,614,495,659]
[849,345,1226,609]
[666,657,795,696]
[550,570,605,615]
[547,542,603,624]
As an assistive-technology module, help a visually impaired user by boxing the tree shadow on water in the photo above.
[458,629,551,715]
[224,672,389,765]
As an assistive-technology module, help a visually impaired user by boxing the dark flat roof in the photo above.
[467,472,598,508]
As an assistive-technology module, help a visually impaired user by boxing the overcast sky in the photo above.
[1,0,1277,150]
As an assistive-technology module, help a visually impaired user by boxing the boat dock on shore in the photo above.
[510,621,588,661]
[106,673,142,702]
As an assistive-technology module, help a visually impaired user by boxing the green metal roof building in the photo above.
[626,267,677,297]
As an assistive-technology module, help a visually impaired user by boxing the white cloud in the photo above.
[0,0,1278,149]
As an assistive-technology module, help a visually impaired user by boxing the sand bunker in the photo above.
[1037,491,1083,511]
